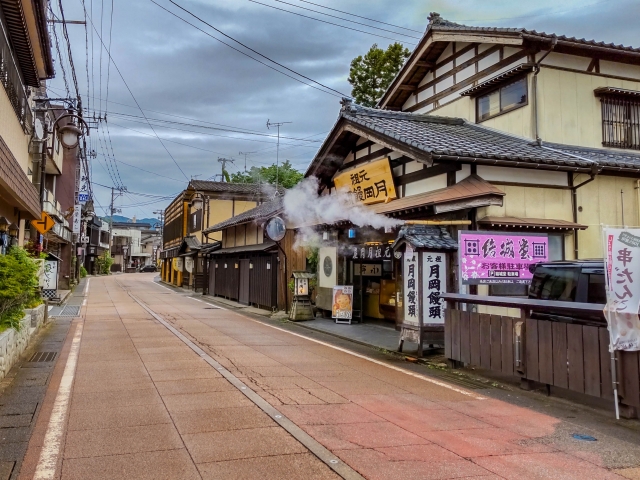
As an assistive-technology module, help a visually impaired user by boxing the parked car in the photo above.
[528,260,606,326]
[138,264,158,272]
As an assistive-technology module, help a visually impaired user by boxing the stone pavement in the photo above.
[13,273,640,479]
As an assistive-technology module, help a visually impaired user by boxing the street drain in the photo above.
[50,305,81,317]
[572,434,597,441]
[28,352,57,362]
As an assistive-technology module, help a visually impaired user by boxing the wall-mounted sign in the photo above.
[423,252,446,324]
[459,231,548,285]
[333,157,397,205]
[78,193,89,204]
[332,286,353,320]
[344,244,393,260]
[72,204,82,234]
[354,263,382,276]
[403,250,419,326]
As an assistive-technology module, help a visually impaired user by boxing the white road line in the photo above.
[33,322,84,480]
[83,278,90,295]
[243,316,486,400]
[82,299,87,307]
[151,281,177,293]
[156,280,484,400]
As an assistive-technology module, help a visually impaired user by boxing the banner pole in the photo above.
[602,224,621,420]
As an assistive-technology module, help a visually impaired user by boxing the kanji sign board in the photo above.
[459,231,548,285]
[32,212,55,235]
[333,158,397,205]
[604,228,640,351]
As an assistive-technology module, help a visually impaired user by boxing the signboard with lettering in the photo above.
[459,231,548,285]
[423,252,446,324]
[333,158,397,205]
[604,228,640,351]
[354,263,382,276]
[41,260,58,290]
[72,204,82,234]
[403,250,419,326]
[343,244,393,260]
[185,257,194,273]
[332,285,353,320]
[78,193,89,204]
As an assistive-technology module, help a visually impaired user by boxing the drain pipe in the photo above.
[533,37,557,145]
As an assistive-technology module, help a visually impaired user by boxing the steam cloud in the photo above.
[283,177,403,249]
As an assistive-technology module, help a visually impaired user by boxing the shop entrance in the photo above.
[349,258,396,324]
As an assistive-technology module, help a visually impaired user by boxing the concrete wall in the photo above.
[0,304,46,380]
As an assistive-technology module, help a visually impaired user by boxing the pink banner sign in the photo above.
[459,231,548,285]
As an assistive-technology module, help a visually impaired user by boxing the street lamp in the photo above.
[8,223,18,247]
[191,192,204,211]
[54,114,90,150]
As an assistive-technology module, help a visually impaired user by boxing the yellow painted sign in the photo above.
[32,212,55,235]
[333,158,397,205]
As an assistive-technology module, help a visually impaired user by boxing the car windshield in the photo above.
[529,266,580,302]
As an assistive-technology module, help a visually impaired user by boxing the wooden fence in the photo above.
[442,294,640,410]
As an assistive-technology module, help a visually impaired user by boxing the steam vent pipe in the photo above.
[403,220,472,226]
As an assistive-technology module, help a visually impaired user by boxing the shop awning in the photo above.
[209,241,277,256]
[478,216,587,230]
[394,225,458,251]
[372,175,504,217]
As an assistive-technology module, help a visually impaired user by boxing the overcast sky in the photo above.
[48,0,639,220]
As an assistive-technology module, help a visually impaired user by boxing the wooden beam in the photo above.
[343,123,431,164]
[434,43,478,70]
[346,148,392,169]
[416,45,502,95]
[397,85,416,91]
[395,163,461,186]
[431,32,523,45]
[353,140,375,153]
[587,58,600,73]
[407,49,531,112]
[415,60,435,68]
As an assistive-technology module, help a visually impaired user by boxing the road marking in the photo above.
[151,281,178,293]
[33,322,84,480]
[83,278,90,296]
[82,299,87,307]
[126,290,364,480]
[190,293,485,400]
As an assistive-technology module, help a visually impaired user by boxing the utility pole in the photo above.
[108,186,126,255]
[217,157,235,182]
[239,151,257,173]
[266,120,292,193]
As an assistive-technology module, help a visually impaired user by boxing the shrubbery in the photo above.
[94,251,114,275]
[80,265,87,278]
[0,247,40,331]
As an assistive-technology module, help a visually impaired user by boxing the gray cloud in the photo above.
[48,0,639,218]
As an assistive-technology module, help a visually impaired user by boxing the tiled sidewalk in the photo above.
[18,274,640,480]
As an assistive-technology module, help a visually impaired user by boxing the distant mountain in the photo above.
[101,215,160,225]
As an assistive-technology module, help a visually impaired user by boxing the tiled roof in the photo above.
[545,143,640,170]
[339,104,596,169]
[189,180,284,196]
[394,225,458,251]
[203,197,283,233]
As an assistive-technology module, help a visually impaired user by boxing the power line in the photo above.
[152,0,347,98]
[110,157,185,183]
[97,110,321,142]
[272,0,420,40]
[248,0,416,45]
[79,0,190,180]
[57,0,81,99]
[105,0,115,111]
[48,7,71,96]
[296,0,422,33]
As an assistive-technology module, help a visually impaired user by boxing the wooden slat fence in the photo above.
[445,307,640,409]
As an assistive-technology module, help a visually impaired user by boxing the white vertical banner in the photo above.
[72,204,82,234]
[604,227,640,351]
[41,260,58,290]
[423,252,446,324]
[403,248,419,326]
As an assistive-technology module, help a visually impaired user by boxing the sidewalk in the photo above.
[15,273,640,479]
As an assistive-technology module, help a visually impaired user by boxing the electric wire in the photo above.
[152,0,347,98]
[296,0,422,33]
[248,0,416,44]
[79,0,190,180]
[272,0,420,39]
[105,0,115,111]
[48,7,71,97]
[57,0,81,98]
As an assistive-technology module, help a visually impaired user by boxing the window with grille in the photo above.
[600,95,640,150]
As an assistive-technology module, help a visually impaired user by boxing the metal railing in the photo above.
[0,20,33,133]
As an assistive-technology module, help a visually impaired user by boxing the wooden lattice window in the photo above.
[600,95,640,150]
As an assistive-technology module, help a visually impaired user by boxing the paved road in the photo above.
[16,274,640,479]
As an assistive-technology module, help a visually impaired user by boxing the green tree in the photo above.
[348,42,411,107]
[0,247,40,331]
[230,160,303,189]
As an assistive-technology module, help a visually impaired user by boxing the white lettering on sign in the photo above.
[423,252,446,325]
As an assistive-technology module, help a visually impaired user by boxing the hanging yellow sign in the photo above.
[333,157,397,205]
